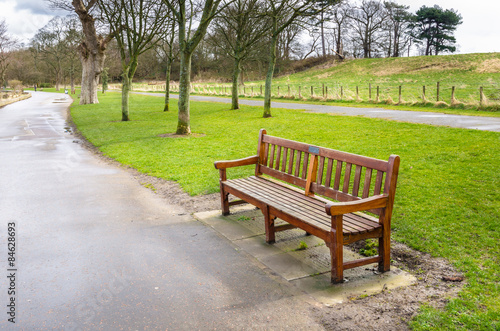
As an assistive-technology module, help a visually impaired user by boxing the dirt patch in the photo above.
[373,66,406,76]
[67,109,463,330]
[476,58,500,73]
[158,132,206,138]
[313,240,463,330]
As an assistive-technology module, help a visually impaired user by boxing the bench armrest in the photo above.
[214,155,259,170]
[325,195,388,216]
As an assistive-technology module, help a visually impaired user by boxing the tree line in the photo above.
[1,0,462,134]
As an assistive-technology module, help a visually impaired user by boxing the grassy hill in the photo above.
[187,53,500,112]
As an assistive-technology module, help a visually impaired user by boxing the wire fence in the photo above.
[108,82,500,109]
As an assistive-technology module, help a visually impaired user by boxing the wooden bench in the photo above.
[214,129,400,283]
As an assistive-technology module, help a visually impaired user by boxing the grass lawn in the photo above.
[184,52,500,114]
[70,92,499,330]
[189,93,500,118]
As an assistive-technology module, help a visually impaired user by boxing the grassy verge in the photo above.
[185,92,500,118]
[70,92,499,330]
[185,53,500,114]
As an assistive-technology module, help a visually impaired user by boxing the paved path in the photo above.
[136,92,500,132]
[0,92,323,329]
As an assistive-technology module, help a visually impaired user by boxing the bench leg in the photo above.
[378,235,391,273]
[263,206,276,244]
[221,192,230,216]
[330,215,344,283]
[377,211,391,272]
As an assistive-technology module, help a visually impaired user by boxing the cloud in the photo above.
[13,0,53,16]
[11,0,68,17]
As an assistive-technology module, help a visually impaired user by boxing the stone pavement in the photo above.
[195,205,415,306]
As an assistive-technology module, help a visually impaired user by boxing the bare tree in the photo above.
[99,0,170,121]
[47,0,115,104]
[162,0,229,134]
[63,18,82,93]
[155,18,178,112]
[32,17,70,91]
[209,0,269,109]
[310,0,340,57]
[347,0,388,58]
[382,1,412,57]
[276,23,304,62]
[262,0,320,118]
[330,2,350,59]
[0,19,19,89]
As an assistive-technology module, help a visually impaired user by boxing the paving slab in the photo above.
[194,205,417,306]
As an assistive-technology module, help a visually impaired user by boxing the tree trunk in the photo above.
[55,66,61,91]
[321,12,326,57]
[336,28,343,59]
[177,51,192,134]
[80,51,105,104]
[164,59,172,112]
[393,25,400,57]
[231,57,242,110]
[121,70,131,121]
[70,70,75,94]
[73,0,111,105]
[263,34,278,118]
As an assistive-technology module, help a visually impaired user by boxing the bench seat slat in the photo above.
[254,177,381,228]
[225,176,381,236]
[231,180,376,237]
[232,178,366,235]
[227,180,332,234]
[240,177,379,234]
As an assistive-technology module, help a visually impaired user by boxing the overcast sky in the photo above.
[1,0,499,54]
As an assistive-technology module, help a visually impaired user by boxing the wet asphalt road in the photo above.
[136,92,500,132]
[0,92,323,330]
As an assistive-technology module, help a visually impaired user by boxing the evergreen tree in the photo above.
[411,5,462,56]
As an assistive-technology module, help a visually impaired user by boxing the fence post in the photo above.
[436,82,440,101]
[480,86,484,107]
[322,83,325,98]
[251,86,254,97]
[298,86,302,98]
[399,86,402,104]
[325,86,328,99]
[451,86,456,104]
[422,85,426,102]
[376,86,379,102]
[356,86,359,101]
[311,86,314,97]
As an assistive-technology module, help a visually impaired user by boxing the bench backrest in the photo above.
[255,129,400,216]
